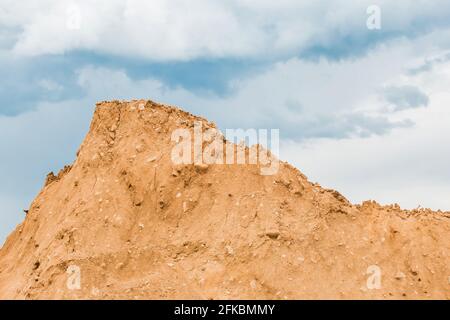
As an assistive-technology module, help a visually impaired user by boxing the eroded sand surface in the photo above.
[0,100,449,299]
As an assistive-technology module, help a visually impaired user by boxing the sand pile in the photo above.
[0,100,449,299]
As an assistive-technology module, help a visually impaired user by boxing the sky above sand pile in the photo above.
[1,0,450,243]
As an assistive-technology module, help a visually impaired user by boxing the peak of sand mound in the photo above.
[0,100,449,299]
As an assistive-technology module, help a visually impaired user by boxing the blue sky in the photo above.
[1,0,450,243]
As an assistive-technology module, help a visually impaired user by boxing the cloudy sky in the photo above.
[1,0,450,243]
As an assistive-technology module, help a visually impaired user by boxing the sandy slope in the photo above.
[0,100,449,299]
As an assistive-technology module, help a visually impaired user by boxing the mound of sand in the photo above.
[0,100,449,299]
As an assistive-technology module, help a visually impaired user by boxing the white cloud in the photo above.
[281,59,450,211]
[3,0,450,60]
[38,79,64,92]
[72,37,436,139]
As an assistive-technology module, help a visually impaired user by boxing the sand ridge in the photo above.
[0,100,449,299]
